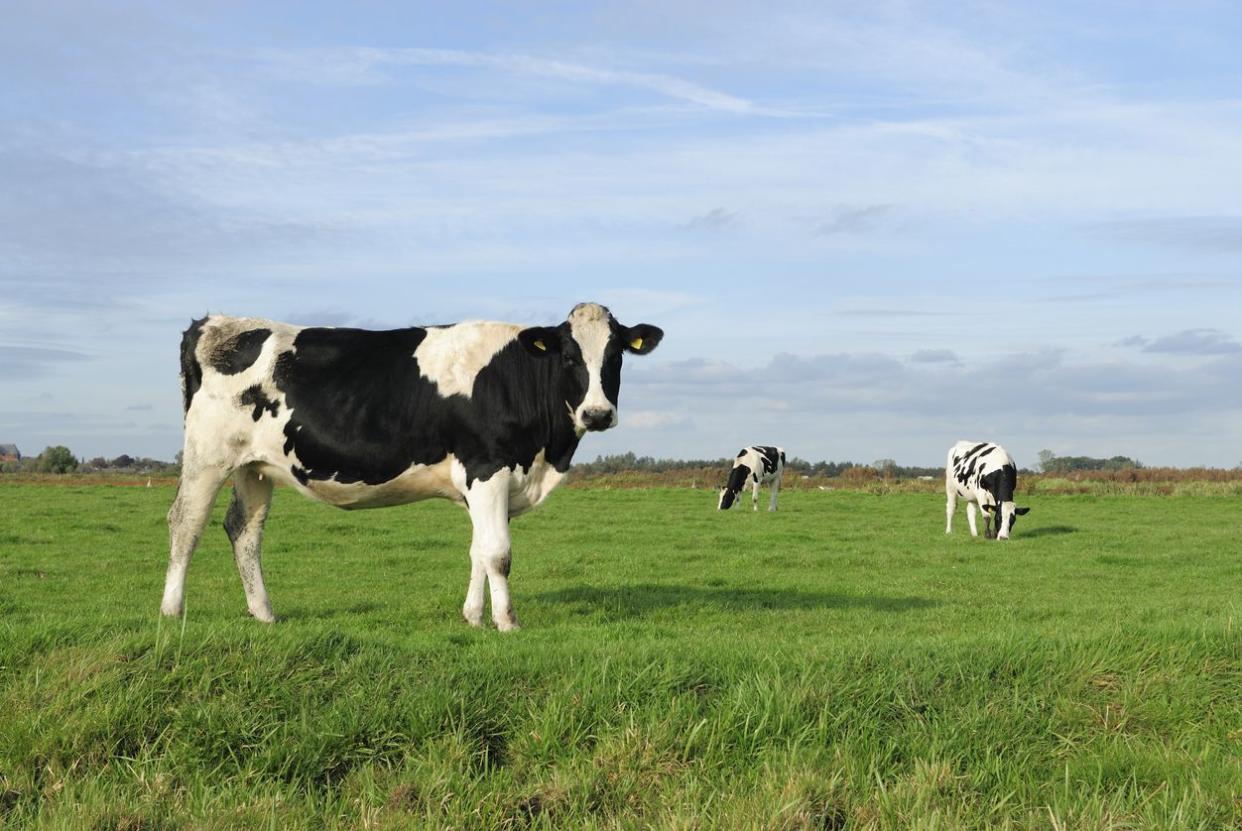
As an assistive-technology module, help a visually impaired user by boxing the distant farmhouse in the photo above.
[0,444,20,462]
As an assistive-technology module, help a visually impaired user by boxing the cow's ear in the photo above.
[622,324,663,355]
[1015,506,1031,515]
[518,326,562,357]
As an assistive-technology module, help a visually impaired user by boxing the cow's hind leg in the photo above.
[464,470,519,631]
[224,465,276,622]
[161,464,229,617]
[751,480,760,512]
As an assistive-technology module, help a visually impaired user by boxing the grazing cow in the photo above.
[161,302,662,631]
[718,446,785,511]
[945,440,1030,540]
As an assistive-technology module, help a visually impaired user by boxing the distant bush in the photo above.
[36,446,78,474]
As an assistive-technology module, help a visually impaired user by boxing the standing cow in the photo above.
[945,440,1030,540]
[718,446,785,511]
[161,302,662,631]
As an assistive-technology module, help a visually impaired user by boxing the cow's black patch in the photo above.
[755,446,781,476]
[979,463,1017,504]
[211,328,271,375]
[180,317,207,413]
[271,325,592,490]
[239,385,280,421]
[963,442,990,460]
[722,463,752,503]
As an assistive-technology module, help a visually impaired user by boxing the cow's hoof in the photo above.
[160,603,183,618]
[463,608,485,628]
[495,617,521,633]
[249,609,277,624]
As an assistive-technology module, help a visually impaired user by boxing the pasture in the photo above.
[0,481,1238,829]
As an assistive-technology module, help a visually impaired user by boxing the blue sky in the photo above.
[2,1,1241,467]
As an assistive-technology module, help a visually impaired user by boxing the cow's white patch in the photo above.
[266,457,463,509]
[567,302,617,430]
[416,322,522,398]
[507,449,566,516]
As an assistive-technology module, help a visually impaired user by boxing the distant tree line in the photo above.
[1036,450,1142,474]
[0,446,1189,479]
[0,447,181,475]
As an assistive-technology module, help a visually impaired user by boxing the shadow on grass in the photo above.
[535,583,939,618]
[1021,525,1077,538]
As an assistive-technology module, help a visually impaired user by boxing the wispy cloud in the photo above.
[258,46,764,113]
[625,410,693,430]
[681,208,738,231]
[0,346,90,380]
[1091,216,1242,252]
[816,204,893,236]
[1141,329,1242,356]
[835,308,961,318]
[909,348,961,365]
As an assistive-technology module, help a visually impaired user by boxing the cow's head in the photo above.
[517,302,662,434]
[985,502,1031,540]
[717,465,750,510]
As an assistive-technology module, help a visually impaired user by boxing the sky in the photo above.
[2,0,1241,468]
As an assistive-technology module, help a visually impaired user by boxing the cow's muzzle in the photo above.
[580,407,615,431]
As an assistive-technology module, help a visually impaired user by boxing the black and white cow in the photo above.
[718,446,785,512]
[160,302,662,631]
[945,440,1030,540]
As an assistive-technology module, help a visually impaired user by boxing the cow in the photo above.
[718,446,785,512]
[160,302,662,631]
[945,440,1030,540]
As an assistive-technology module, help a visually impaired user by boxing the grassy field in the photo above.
[0,481,1239,829]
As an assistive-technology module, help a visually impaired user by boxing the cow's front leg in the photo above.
[945,489,957,534]
[465,470,519,632]
[966,502,979,537]
[751,481,760,512]
[768,478,780,512]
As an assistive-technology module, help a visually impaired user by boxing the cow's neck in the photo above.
[540,366,583,472]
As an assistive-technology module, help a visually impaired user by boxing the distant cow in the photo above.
[161,302,662,631]
[945,440,1030,540]
[718,446,785,511]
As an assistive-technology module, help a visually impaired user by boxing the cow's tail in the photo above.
[780,450,786,466]
[180,317,208,414]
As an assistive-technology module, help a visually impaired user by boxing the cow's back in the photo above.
[946,440,1015,501]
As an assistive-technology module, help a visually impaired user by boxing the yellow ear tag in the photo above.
[534,339,547,351]
[630,337,643,350]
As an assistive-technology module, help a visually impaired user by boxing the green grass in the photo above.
[0,482,1239,829]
